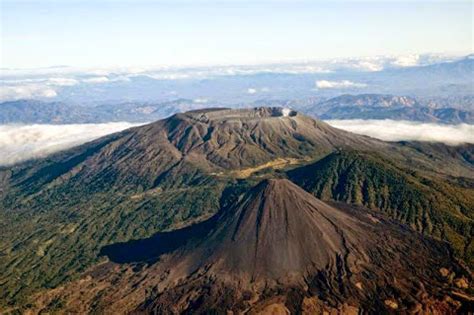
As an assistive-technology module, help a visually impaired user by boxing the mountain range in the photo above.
[308,94,474,123]
[0,99,208,124]
[0,107,472,313]
[1,93,473,125]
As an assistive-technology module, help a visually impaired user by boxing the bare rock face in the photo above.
[29,179,472,314]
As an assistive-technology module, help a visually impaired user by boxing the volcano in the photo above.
[158,178,370,283]
[30,179,472,314]
[2,108,472,312]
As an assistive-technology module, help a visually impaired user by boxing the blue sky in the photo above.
[1,1,472,68]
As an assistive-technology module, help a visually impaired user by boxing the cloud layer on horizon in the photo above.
[315,80,367,89]
[0,53,464,101]
[0,122,142,166]
[326,119,474,144]
[0,84,58,101]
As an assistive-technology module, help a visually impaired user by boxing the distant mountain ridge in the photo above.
[1,93,473,124]
[0,99,212,124]
[308,94,474,123]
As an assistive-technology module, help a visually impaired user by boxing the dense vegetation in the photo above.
[288,150,474,265]
[0,177,227,306]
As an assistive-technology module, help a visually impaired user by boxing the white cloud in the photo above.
[325,119,474,144]
[42,89,58,98]
[316,80,367,89]
[82,76,110,83]
[246,87,270,94]
[110,75,131,82]
[47,77,79,86]
[193,98,208,103]
[354,61,384,72]
[391,54,420,67]
[0,77,78,101]
[0,84,57,101]
[0,122,142,166]
[144,73,191,80]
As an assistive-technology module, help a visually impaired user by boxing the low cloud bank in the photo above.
[82,76,110,84]
[316,80,367,89]
[392,54,420,67]
[1,119,471,167]
[246,87,270,94]
[326,119,474,144]
[0,84,57,101]
[0,122,142,166]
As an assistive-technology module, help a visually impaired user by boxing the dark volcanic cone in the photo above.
[101,179,369,286]
[168,179,369,283]
[31,179,472,314]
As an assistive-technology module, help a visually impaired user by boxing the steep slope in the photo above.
[28,180,472,314]
[288,150,474,265]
